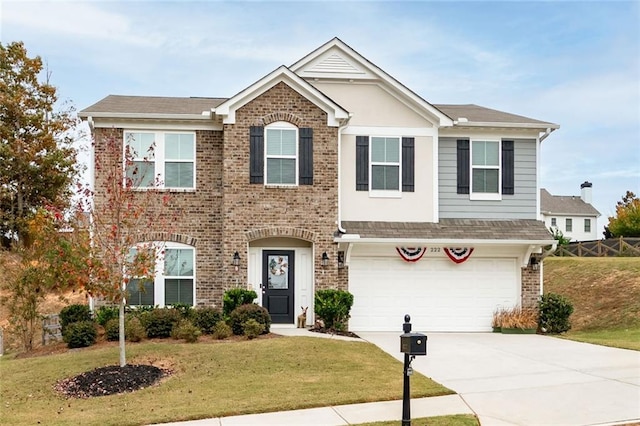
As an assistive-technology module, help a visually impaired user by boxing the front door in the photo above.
[261,250,295,324]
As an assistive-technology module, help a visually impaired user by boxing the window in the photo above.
[471,140,499,198]
[124,131,195,189]
[355,136,414,194]
[566,218,573,232]
[551,218,557,227]
[584,218,591,233]
[371,137,400,191]
[249,124,313,186]
[456,139,514,198]
[125,243,195,307]
[266,126,297,185]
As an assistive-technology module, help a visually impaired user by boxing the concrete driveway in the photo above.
[358,332,640,426]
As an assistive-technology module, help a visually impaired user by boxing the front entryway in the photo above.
[261,250,295,324]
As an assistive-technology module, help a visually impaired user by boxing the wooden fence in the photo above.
[552,237,640,257]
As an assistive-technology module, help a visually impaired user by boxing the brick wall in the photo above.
[221,81,347,292]
[521,265,541,308]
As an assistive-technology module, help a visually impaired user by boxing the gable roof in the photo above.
[290,37,453,128]
[79,95,225,119]
[213,65,349,127]
[435,104,559,130]
[339,219,554,244]
[540,188,601,217]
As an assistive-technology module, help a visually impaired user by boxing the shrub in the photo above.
[223,288,258,318]
[539,293,574,333]
[314,289,354,331]
[95,305,119,327]
[229,304,271,336]
[499,306,538,329]
[104,318,119,341]
[59,304,92,337]
[169,303,194,320]
[145,308,181,338]
[64,320,97,348]
[243,319,264,339]
[193,307,223,334]
[171,319,201,343]
[125,316,146,342]
[212,321,232,340]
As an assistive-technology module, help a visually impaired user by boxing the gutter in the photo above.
[77,111,213,121]
[539,127,555,143]
[336,114,353,234]
[333,236,557,246]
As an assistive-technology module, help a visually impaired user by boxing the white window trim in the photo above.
[125,242,196,307]
[123,130,196,190]
[470,139,501,201]
[264,122,298,187]
[369,135,402,198]
[584,218,591,233]
[566,218,573,232]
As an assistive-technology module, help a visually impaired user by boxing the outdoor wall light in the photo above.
[529,256,539,271]
[321,251,329,267]
[337,251,345,269]
[233,251,240,271]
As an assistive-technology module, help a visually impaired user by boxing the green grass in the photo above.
[544,257,640,350]
[355,414,479,426]
[0,337,452,426]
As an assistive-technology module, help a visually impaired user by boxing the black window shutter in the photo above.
[456,139,470,194]
[402,137,415,192]
[502,140,515,195]
[356,136,369,191]
[299,128,313,185]
[249,126,264,184]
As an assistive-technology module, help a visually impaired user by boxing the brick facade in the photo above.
[521,265,541,308]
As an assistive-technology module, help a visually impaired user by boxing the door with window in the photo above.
[261,250,295,323]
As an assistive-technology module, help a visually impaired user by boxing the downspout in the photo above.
[337,114,352,234]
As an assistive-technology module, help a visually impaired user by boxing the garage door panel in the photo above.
[349,257,519,332]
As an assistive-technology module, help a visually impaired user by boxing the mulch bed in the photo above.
[54,364,171,398]
[309,327,360,339]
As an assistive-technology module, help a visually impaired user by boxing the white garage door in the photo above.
[348,256,519,332]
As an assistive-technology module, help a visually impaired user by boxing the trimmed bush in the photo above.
[169,303,194,320]
[104,318,120,341]
[229,304,271,336]
[171,319,201,343]
[212,322,232,340]
[193,307,223,334]
[94,305,119,327]
[243,319,264,340]
[125,316,146,342]
[59,304,92,337]
[64,320,97,348]
[539,293,574,333]
[145,308,181,338]
[314,289,354,331]
[223,288,258,318]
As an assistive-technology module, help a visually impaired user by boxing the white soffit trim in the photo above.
[213,65,349,127]
[86,117,222,131]
[290,38,453,128]
[342,125,437,137]
[333,236,557,246]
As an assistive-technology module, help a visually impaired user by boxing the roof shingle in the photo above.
[540,189,601,216]
[79,95,227,116]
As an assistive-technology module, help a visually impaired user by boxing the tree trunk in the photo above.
[119,298,126,367]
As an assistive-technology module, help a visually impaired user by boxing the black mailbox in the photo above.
[400,332,427,356]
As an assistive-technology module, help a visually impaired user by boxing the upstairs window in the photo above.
[371,137,400,191]
[472,140,499,196]
[566,218,573,232]
[551,218,557,227]
[356,135,414,195]
[456,139,514,199]
[584,218,591,233]
[124,131,195,189]
[266,126,298,185]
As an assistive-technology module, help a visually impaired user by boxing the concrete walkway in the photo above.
[156,328,640,425]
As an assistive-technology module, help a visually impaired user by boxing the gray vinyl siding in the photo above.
[438,137,538,219]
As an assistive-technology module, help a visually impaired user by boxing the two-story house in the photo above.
[540,182,601,241]
[79,38,558,332]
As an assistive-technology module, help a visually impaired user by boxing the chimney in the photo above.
[580,181,593,204]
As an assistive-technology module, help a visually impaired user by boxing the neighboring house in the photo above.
[79,38,559,332]
[541,182,601,241]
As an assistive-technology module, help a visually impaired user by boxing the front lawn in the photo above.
[0,336,452,425]
[356,415,479,426]
[559,327,640,351]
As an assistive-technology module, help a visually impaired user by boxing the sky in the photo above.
[1,0,639,237]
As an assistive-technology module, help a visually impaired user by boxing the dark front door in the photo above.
[262,250,295,324]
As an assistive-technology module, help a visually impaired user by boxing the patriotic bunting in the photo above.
[396,247,427,262]
[444,247,474,264]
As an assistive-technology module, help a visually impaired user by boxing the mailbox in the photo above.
[400,332,427,356]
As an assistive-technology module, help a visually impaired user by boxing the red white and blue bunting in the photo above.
[396,247,427,262]
[444,247,474,264]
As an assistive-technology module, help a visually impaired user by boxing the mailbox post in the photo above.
[400,314,427,426]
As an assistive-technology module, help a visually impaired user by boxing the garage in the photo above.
[348,254,520,332]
